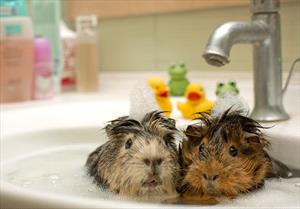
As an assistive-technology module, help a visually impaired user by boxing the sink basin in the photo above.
[1,72,299,208]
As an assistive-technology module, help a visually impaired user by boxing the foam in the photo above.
[1,145,116,199]
[212,93,250,117]
[129,81,159,121]
[1,144,299,207]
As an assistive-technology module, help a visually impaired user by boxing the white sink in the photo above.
[1,72,299,208]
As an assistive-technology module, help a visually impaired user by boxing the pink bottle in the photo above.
[34,37,53,99]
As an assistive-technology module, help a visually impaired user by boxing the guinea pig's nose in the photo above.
[202,173,219,181]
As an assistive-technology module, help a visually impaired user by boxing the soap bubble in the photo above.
[49,174,59,180]
[22,181,32,187]
[48,174,60,185]
[129,80,159,121]
[212,92,250,117]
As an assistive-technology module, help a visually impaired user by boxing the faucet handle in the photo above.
[251,0,279,14]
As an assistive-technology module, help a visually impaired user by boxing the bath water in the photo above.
[1,144,118,199]
[1,144,300,207]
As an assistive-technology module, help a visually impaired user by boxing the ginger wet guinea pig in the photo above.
[86,111,180,199]
[179,110,272,203]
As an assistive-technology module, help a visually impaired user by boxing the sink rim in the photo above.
[1,82,299,208]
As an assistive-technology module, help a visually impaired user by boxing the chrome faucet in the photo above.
[203,0,289,122]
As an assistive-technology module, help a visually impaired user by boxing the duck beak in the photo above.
[157,89,169,97]
[187,91,202,101]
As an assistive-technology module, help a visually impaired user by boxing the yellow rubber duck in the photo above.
[177,83,214,119]
[148,76,172,117]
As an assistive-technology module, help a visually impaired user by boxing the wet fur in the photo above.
[179,110,272,203]
[86,111,180,199]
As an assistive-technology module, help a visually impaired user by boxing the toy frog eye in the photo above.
[229,81,236,86]
[180,64,185,68]
[217,82,224,87]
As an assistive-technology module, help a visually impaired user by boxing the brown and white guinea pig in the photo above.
[86,111,181,199]
[179,109,273,204]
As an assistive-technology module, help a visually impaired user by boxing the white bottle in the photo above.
[60,22,76,91]
[75,15,99,92]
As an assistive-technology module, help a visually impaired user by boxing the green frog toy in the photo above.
[168,64,190,96]
[215,81,239,98]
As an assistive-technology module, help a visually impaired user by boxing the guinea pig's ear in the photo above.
[185,124,206,143]
[104,123,114,139]
[105,116,129,135]
[105,116,142,139]
[142,111,177,136]
[245,135,270,149]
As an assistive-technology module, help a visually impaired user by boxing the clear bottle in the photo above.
[31,0,63,94]
[75,15,99,92]
[33,37,53,99]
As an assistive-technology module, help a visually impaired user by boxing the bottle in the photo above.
[0,16,34,103]
[60,21,76,91]
[75,15,99,92]
[0,0,27,17]
[33,37,53,99]
[31,0,63,94]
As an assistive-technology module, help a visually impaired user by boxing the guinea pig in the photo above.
[86,111,181,199]
[179,109,273,204]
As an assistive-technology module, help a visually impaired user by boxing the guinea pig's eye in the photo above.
[125,139,133,149]
[229,146,238,157]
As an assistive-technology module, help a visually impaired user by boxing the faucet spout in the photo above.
[203,21,269,67]
[202,0,290,121]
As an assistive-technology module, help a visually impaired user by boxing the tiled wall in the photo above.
[76,1,300,72]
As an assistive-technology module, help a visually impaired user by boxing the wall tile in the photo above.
[98,15,156,71]
[96,1,299,72]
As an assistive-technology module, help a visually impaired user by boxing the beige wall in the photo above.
[92,1,299,72]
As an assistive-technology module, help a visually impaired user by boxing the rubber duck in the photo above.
[148,76,172,117]
[177,83,214,119]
